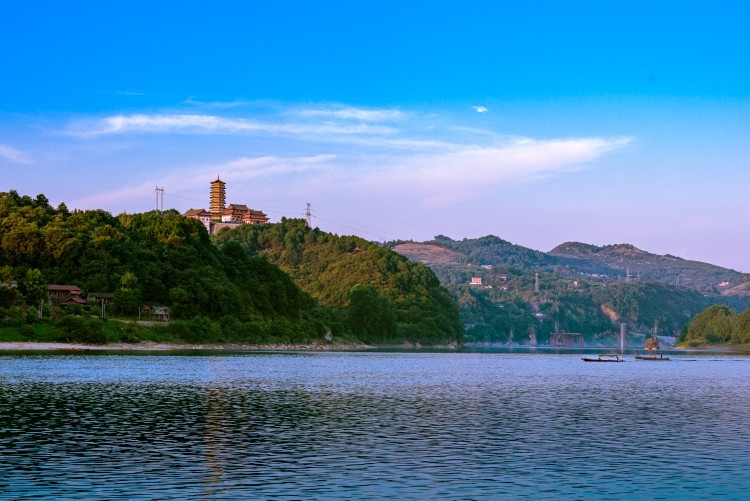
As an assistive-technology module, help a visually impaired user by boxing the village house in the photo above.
[87,292,115,305]
[47,285,86,307]
[141,302,171,321]
[47,284,82,300]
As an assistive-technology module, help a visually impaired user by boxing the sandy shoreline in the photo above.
[0,341,373,351]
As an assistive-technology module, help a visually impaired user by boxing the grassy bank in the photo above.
[0,314,361,347]
[0,319,173,345]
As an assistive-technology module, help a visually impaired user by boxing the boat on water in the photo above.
[634,351,669,361]
[581,353,624,362]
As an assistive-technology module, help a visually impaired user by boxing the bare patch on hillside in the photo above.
[393,243,468,266]
[721,279,750,297]
[601,304,620,322]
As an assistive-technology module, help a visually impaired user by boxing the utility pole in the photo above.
[101,299,106,319]
[305,203,312,226]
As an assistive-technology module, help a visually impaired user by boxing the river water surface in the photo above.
[1,350,749,499]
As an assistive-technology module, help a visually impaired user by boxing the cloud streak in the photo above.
[65,113,399,138]
[320,136,633,207]
[294,105,405,122]
[0,144,32,164]
[68,154,334,211]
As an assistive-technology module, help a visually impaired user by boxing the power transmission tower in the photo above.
[305,203,312,226]
[155,186,165,213]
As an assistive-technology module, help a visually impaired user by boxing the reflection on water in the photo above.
[1,352,749,499]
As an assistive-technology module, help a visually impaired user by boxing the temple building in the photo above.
[209,177,226,219]
[184,177,269,234]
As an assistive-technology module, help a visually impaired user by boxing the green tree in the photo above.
[347,285,397,344]
[731,309,750,344]
[21,268,47,302]
[686,305,734,344]
[113,272,141,316]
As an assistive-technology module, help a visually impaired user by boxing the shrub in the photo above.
[55,315,108,344]
[19,324,36,340]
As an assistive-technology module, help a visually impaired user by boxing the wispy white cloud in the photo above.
[65,113,398,138]
[0,144,32,164]
[294,105,405,122]
[473,105,488,113]
[211,154,336,182]
[184,97,256,108]
[314,136,634,208]
[65,102,408,139]
[69,154,334,211]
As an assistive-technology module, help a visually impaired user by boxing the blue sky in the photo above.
[1,1,749,272]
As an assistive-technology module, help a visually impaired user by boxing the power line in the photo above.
[310,201,447,235]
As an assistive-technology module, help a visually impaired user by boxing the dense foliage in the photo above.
[0,191,342,345]
[680,305,750,346]
[213,218,463,345]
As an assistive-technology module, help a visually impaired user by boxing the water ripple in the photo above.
[1,352,749,499]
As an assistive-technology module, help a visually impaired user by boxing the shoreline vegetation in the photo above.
[1,341,746,353]
[0,341,374,351]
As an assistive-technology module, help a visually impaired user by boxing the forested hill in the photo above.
[393,235,748,294]
[212,218,463,345]
[1,191,462,346]
[389,235,749,345]
[0,191,328,344]
[423,235,555,269]
[549,242,747,293]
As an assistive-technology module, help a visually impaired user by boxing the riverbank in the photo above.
[0,341,374,351]
[674,343,750,352]
[4,341,744,353]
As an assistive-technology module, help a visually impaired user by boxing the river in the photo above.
[1,349,749,499]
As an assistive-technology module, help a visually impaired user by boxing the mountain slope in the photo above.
[390,235,749,344]
[549,242,748,294]
[213,219,464,345]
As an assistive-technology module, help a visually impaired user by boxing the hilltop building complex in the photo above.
[184,177,269,235]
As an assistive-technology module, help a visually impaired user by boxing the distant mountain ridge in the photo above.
[393,236,749,296]
[549,241,747,294]
[389,235,750,344]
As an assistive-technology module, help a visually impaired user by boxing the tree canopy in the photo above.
[681,305,750,345]
[0,191,332,344]
[213,218,464,345]
[1,191,463,346]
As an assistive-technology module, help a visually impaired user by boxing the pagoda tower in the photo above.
[210,177,226,221]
